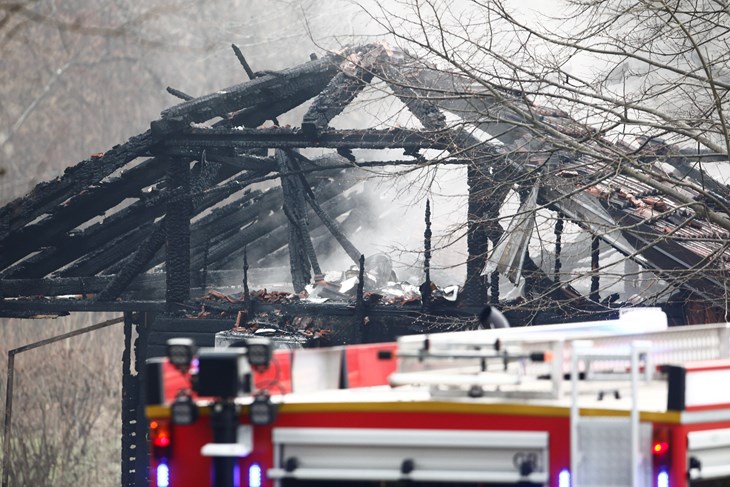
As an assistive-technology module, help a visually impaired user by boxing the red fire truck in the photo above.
[146,309,730,487]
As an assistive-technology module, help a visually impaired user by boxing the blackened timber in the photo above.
[153,54,342,134]
[166,87,193,101]
[10,161,251,279]
[165,157,191,308]
[186,190,264,265]
[554,214,564,283]
[2,275,111,297]
[229,169,363,268]
[3,192,168,279]
[204,153,276,172]
[421,199,432,312]
[354,254,366,341]
[0,269,278,299]
[0,156,166,272]
[590,235,600,302]
[212,173,363,270]
[60,221,158,278]
[163,128,451,152]
[464,163,493,306]
[121,313,136,487]
[184,191,274,271]
[0,130,153,239]
[288,152,362,265]
[241,192,360,268]
[96,221,167,302]
[242,247,251,315]
[277,149,319,291]
[302,71,372,136]
[231,44,256,79]
[377,64,447,131]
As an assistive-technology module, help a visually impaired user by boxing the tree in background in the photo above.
[360,0,730,320]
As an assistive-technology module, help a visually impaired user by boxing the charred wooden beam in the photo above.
[590,235,600,303]
[355,254,366,340]
[302,70,372,136]
[187,190,264,260]
[166,87,193,101]
[376,63,447,132]
[205,153,276,172]
[59,221,158,278]
[6,157,255,279]
[96,220,167,302]
[0,156,167,272]
[152,53,343,135]
[165,157,192,308]
[0,269,276,299]
[554,213,564,283]
[162,127,451,153]
[225,171,364,269]
[2,192,168,279]
[242,247,251,316]
[0,130,153,240]
[288,151,362,265]
[231,44,280,127]
[231,43,256,79]
[185,192,275,271]
[277,149,320,291]
[421,199,432,312]
[243,192,361,268]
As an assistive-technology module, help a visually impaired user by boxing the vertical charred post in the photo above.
[201,236,210,294]
[490,271,500,303]
[242,246,251,317]
[554,213,564,284]
[165,156,191,309]
[421,199,432,312]
[277,149,320,292]
[354,254,365,342]
[591,235,600,302]
[464,162,491,306]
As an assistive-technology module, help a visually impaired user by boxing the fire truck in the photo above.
[145,308,730,487]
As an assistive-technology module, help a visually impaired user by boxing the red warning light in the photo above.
[653,441,669,455]
[151,420,171,448]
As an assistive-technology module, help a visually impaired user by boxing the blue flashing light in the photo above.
[157,462,170,487]
[249,463,262,487]
[558,468,571,487]
[657,470,669,487]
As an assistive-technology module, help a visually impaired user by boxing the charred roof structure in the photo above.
[3,41,730,484]
[2,42,730,324]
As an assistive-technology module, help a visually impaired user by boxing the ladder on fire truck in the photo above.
[389,308,730,487]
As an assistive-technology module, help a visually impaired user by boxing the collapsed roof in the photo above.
[1,42,729,321]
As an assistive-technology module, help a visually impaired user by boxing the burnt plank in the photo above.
[302,71,372,135]
[8,160,256,279]
[165,157,192,306]
[221,178,362,269]
[163,127,451,152]
[153,54,342,134]
[0,269,263,299]
[0,156,166,271]
[0,130,153,238]
[96,219,167,302]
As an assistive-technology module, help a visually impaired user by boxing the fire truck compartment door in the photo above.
[687,428,730,480]
[268,427,549,484]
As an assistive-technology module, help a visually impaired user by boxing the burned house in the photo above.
[2,41,730,484]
